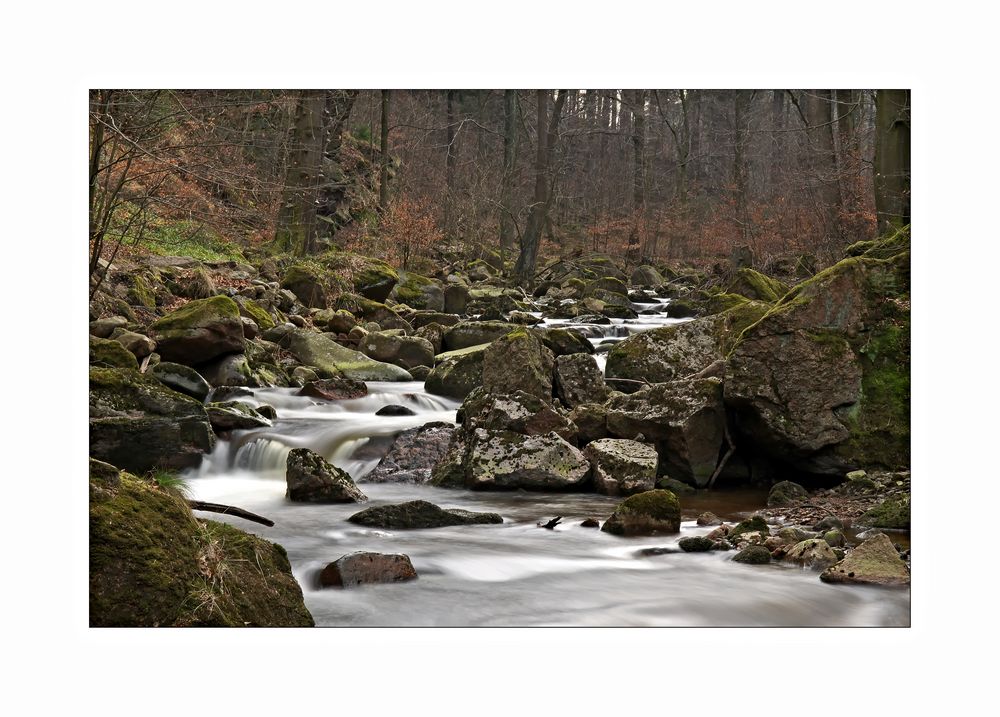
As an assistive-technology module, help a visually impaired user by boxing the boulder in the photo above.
[444,283,470,315]
[442,320,514,351]
[533,327,595,357]
[605,378,725,487]
[554,353,608,408]
[318,552,417,588]
[679,536,715,552]
[205,401,272,431]
[347,500,503,529]
[414,322,446,354]
[584,439,658,496]
[271,327,412,381]
[766,480,809,507]
[285,448,367,503]
[724,237,910,473]
[784,538,838,569]
[391,272,444,311]
[110,329,157,359]
[147,362,210,400]
[425,343,488,400]
[89,367,214,473]
[434,429,590,490]
[90,316,129,338]
[729,516,771,542]
[90,467,313,626]
[483,328,554,401]
[280,264,328,308]
[605,317,723,384]
[631,265,665,287]
[820,533,910,586]
[90,335,139,370]
[358,331,435,369]
[363,422,456,483]
[567,403,609,444]
[732,545,772,565]
[601,489,681,536]
[725,268,789,302]
[298,377,368,401]
[150,296,245,365]
[459,389,577,442]
[196,352,254,387]
[697,512,722,526]
[233,295,276,331]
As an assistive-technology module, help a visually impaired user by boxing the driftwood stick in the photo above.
[540,516,563,530]
[188,500,275,527]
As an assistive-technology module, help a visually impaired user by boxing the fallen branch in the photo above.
[188,500,275,527]
[707,421,736,490]
[539,516,563,530]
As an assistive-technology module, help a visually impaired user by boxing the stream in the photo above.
[186,297,911,626]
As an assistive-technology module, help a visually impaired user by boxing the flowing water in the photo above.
[186,297,910,627]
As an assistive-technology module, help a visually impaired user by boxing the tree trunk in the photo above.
[499,89,518,260]
[445,90,457,235]
[628,90,646,261]
[806,90,842,235]
[874,89,911,233]
[275,90,326,255]
[379,89,390,209]
[514,90,568,285]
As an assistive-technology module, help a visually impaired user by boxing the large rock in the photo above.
[434,429,590,490]
[443,283,470,314]
[90,465,313,626]
[600,489,681,536]
[390,271,444,311]
[205,401,272,431]
[459,389,577,443]
[820,533,910,586]
[281,264,328,308]
[631,265,665,287]
[358,331,435,370]
[150,296,245,365]
[483,328,554,401]
[858,496,910,529]
[298,377,368,401]
[90,335,139,370]
[196,352,254,387]
[784,538,838,570]
[272,326,412,381]
[110,329,157,359]
[89,367,215,473]
[442,320,514,351]
[318,552,417,588]
[725,268,789,302]
[533,327,595,357]
[347,500,503,529]
[605,317,723,384]
[363,422,456,483]
[725,237,910,474]
[584,439,658,496]
[285,448,367,503]
[767,480,809,507]
[605,378,725,487]
[425,343,488,400]
[150,361,211,401]
[554,353,608,408]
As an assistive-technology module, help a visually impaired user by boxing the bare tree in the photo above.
[874,89,911,233]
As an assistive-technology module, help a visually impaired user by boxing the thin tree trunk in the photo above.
[275,90,326,255]
[379,89,390,209]
[874,89,911,233]
[499,89,518,260]
[445,90,457,235]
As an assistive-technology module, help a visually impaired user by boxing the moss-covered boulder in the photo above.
[442,320,514,351]
[784,538,838,570]
[318,250,399,302]
[333,293,412,331]
[605,377,725,487]
[631,265,665,287]
[858,496,910,529]
[444,283,470,315]
[89,367,215,473]
[601,489,681,536]
[732,545,772,565]
[820,533,910,586]
[729,516,771,543]
[425,343,489,400]
[767,480,809,507]
[483,328,554,401]
[584,438,658,496]
[90,466,313,626]
[605,317,723,384]
[364,422,456,484]
[533,327,595,357]
[271,326,412,381]
[357,331,435,370]
[724,231,910,474]
[726,268,789,302]
[150,296,245,365]
[280,264,328,308]
[197,352,255,388]
[586,276,629,297]
[459,388,577,442]
[347,500,502,529]
[390,271,444,311]
[89,335,139,370]
[234,295,276,331]
[109,329,157,359]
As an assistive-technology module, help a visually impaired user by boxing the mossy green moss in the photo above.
[729,515,770,541]
[726,268,789,303]
[601,489,681,536]
[127,274,157,309]
[235,296,275,330]
[859,495,910,529]
[89,336,139,370]
[151,295,240,332]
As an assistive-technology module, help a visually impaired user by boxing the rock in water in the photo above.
[729,516,771,543]
[318,552,417,588]
[205,401,272,431]
[364,423,455,483]
[820,533,910,586]
[460,388,577,442]
[425,343,489,400]
[275,327,413,382]
[605,317,723,384]
[482,328,554,401]
[346,500,503,529]
[298,377,368,401]
[358,332,435,370]
[679,536,715,552]
[732,545,772,565]
[462,429,591,490]
[554,353,609,408]
[285,448,367,503]
[150,295,245,365]
[584,438,658,496]
[150,361,211,401]
[783,539,838,569]
[601,489,681,536]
